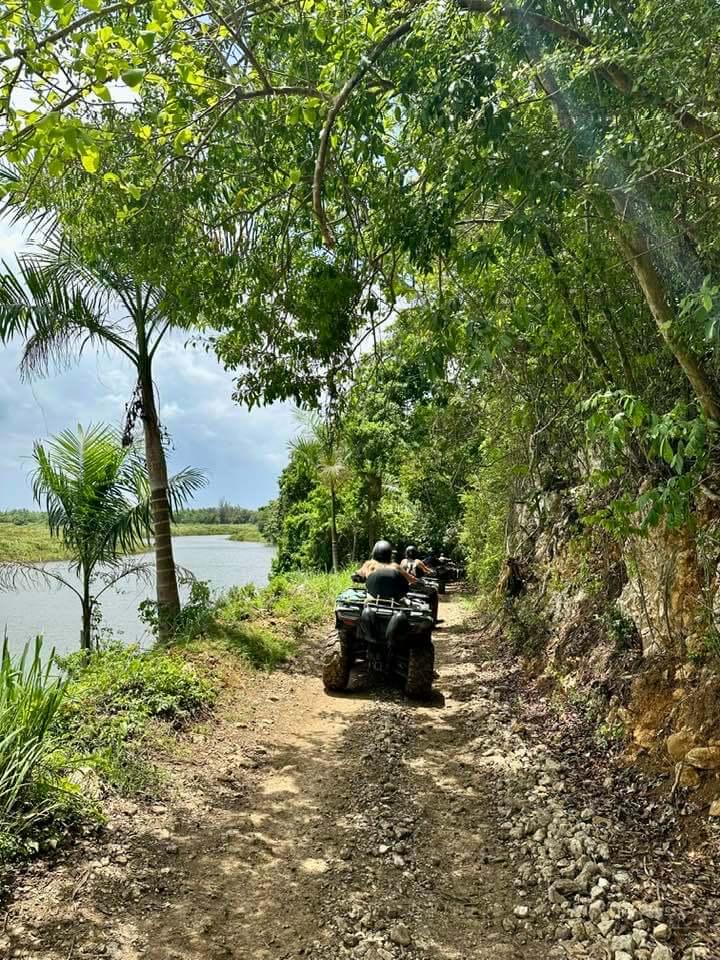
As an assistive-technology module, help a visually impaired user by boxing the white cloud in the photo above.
[0,226,294,509]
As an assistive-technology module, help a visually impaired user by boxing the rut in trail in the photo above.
[5,594,715,960]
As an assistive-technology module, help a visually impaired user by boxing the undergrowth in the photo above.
[213,568,352,662]
[0,639,89,862]
[57,644,214,797]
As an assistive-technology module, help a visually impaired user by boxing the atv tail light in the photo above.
[341,618,355,626]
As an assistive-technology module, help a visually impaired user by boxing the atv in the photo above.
[323,582,435,700]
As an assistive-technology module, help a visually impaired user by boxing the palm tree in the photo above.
[0,424,204,651]
[0,236,195,634]
[291,413,349,572]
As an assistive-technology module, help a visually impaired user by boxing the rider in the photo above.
[358,540,412,656]
[358,539,412,600]
[401,545,434,579]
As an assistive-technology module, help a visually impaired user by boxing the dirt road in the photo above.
[3,594,717,959]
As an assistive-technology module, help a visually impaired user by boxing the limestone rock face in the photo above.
[666,730,697,762]
[676,763,701,789]
[685,746,720,770]
[615,526,704,658]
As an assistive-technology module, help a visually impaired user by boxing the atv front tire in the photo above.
[323,629,352,692]
[405,640,435,700]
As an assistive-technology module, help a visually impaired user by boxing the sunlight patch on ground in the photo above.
[300,858,329,874]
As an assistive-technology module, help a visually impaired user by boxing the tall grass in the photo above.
[216,568,354,662]
[0,637,76,858]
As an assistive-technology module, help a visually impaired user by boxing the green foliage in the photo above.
[0,639,87,862]
[584,392,714,534]
[597,604,639,653]
[139,580,215,644]
[58,644,214,795]
[175,503,260,526]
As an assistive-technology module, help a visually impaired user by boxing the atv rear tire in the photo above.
[323,629,352,692]
[405,640,435,700]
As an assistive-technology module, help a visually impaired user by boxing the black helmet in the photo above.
[371,539,393,563]
[405,545,417,559]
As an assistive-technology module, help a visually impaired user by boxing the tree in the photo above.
[0,236,203,633]
[290,414,350,573]
[0,425,203,650]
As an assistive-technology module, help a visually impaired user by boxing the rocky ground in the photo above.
[1,593,719,959]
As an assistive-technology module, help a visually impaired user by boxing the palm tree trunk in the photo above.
[81,571,92,651]
[138,363,181,636]
[330,484,339,573]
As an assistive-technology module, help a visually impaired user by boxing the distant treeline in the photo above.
[174,500,261,526]
[0,509,46,525]
[2,502,266,527]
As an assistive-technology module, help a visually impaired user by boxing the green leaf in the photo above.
[80,147,100,174]
[173,128,194,154]
[121,69,146,90]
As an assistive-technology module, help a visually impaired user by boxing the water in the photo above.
[0,536,276,659]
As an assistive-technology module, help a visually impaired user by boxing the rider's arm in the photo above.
[417,560,433,575]
[393,562,417,584]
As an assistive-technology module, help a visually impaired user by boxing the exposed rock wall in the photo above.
[509,482,720,819]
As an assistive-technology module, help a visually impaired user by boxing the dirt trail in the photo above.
[3,594,716,959]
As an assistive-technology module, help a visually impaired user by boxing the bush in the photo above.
[0,638,88,861]
[214,569,351,666]
[57,644,215,795]
[139,580,215,642]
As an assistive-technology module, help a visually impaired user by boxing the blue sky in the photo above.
[0,222,296,510]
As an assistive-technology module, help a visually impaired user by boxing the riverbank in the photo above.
[0,522,263,562]
[0,569,340,869]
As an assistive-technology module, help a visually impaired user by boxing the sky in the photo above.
[0,222,296,510]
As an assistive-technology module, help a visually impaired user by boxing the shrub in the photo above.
[0,638,87,861]
[57,644,214,795]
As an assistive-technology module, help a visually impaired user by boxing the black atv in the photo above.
[323,583,435,700]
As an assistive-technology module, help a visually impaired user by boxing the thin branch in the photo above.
[313,18,413,247]
[0,1,131,65]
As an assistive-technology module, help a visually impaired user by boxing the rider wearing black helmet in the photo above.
[357,540,412,601]
[401,545,433,578]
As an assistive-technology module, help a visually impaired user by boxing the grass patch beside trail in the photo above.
[174,522,262,540]
[59,644,215,798]
[214,568,351,658]
[0,638,216,865]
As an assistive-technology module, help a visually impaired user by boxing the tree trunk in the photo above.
[138,362,181,637]
[528,49,720,420]
[330,484,339,573]
[81,571,92,652]
[608,212,720,421]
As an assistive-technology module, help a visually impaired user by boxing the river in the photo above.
[0,536,276,659]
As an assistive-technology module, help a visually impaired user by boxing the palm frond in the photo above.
[0,239,137,376]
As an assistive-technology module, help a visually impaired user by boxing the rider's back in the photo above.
[367,565,409,602]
